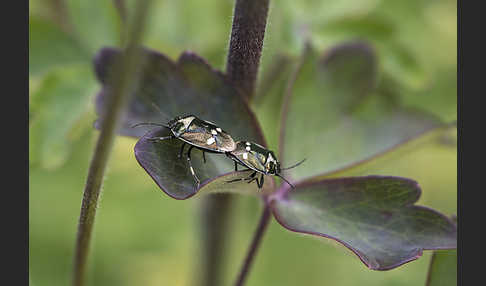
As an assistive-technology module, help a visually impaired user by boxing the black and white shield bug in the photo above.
[133,115,237,186]
[226,141,305,189]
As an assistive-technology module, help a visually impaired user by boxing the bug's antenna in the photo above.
[277,174,295,189]
[281,158,306,171]
[138,95,172,122]
[149,102,171,122]
[131,122,169,128]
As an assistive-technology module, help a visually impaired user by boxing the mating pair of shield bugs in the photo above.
[133,114,304,189]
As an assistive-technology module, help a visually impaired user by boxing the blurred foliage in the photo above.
[29,0,456,285]
[30,65,96,169]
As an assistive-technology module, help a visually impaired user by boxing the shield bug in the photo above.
[226,141,305,189]
[133,115,237,186]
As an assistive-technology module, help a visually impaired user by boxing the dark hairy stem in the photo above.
[198,0,269,286]
[234,204,272,286]
[198,1,270,285]
[226,0,270,99]
[72,1,152,285]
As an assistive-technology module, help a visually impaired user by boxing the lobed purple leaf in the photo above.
[95,47,268,198]
[270,176,457,270]
[94,47,265,142]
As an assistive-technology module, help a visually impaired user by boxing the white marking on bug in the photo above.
[216,127,222,133]
[179,116,196,129]
[245,146,251,151]
[190,166,195,175]
[267,153,277,164]
[211,129,218,135]
[245,142,251,146]
[206,137,215,145]
[243,153,248,160]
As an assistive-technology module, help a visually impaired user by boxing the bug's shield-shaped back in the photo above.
[182,119,237,152]
[231,142,268,173]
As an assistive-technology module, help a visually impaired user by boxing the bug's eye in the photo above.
[268,161,276,173]
[170,121,185,135]
[168,118,177,126]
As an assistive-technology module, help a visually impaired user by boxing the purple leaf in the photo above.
[270,176,456,270]
[94,47,264,143]
[280,41,443,182]
[134,127,221,199]
[134,128,271,199]
[197,170,275,197]
[95,47,268,198]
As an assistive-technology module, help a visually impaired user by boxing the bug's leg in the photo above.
[147,135,175,142]
[226,171,256,184]
[245,171,257,183]
[243,171,257,184]
[234,161,238,172]
[186,145,200,186]
[202,150,206,163]
[226,177,244,183]
[257,174,264,189]
[247,172,263,186]
[178,143,186,159]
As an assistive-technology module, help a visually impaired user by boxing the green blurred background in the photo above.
[29,0,456,285]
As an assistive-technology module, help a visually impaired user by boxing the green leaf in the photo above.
[253,54,297,152]
[29,16,89,76]
[271,176,457,270]
[380,41,429,91]
[280,42,443,182]
[401,69,457,122]
[313,14,396,42]
[316,124,456,179]
[29,64,97,169]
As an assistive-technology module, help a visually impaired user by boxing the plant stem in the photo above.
[72,1,151,285]
[197,1,270,285]
[113,0,127,23]
[197,195,235,286]
[226,0,270,98]
[48,0,72,33]
[113,0,128,47]
[234,204,272,286]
